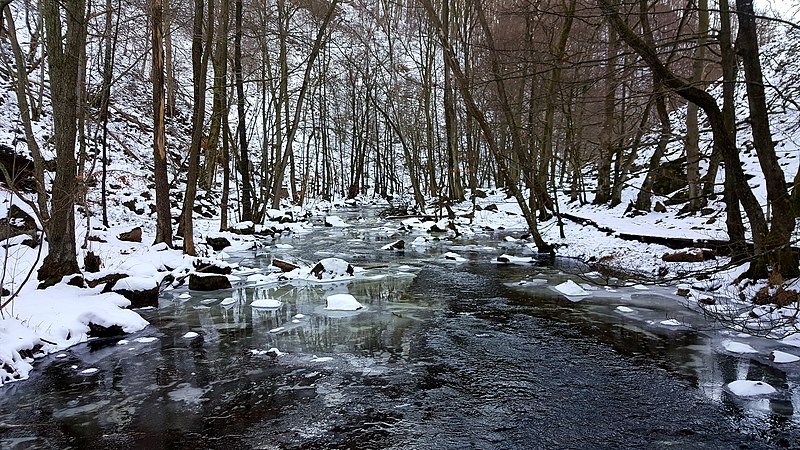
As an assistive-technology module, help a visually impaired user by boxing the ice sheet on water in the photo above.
[771,350,800,363]
[727,380,776,396]
[554,280,589,297]
[722,340,758,354]
[252,299,282,309]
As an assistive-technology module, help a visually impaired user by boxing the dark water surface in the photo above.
[2,209,800,449]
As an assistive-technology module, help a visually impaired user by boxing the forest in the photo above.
[2,0,798,290]
[5,0,800,446]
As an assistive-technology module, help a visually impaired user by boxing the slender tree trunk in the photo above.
[164,0,175,116]
[234,0,254,221]
[685,0,709,212]
[179,0,214,255]
[735,0,799,279]
[152,0,173,247]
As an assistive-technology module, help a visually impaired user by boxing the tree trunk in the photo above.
[38,0,85,285]
[735,0,799,279]
[234,0,254,221]
[152,0,173,247]
[179,0,214,255]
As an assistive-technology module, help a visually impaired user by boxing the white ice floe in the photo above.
[183,332,199,339]
[660,319,684,327]
[80,368,99,375]
[177,293,192,299]
[325,294,364,311]
[722,340,759,354]
[134,337,159,343]
[311,356,334,362]
[220,297,236,306]
[554,280,589,297]
[252,299,282,309]
[269,327,285,333]
[727,380,777,396]
[615,306,635,314]
[770,350,800,363]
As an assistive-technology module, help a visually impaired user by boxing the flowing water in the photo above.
[2,207,800,449]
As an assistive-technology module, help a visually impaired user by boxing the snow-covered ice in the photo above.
[325,294,363,311]
[727,380,777,396]
[722,340,759,354]
[554,280,589,297]
[252,299,282,309]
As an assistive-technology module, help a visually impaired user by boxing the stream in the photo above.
[2,207,800,449]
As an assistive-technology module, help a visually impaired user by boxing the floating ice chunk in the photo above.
[178,293,192,299]
[56,353,68,358]
[632,284,649,290]
[615,306,635,313]
[183,332,199,339]
[134,337,159,343]
[80,368,99,375]
[220,297,236,306]
[554,280,589,297]
[722,340,758,354]
[770,350,800,363]
[116,339,129,346]
[269,327,285,333]
[293,314,306,319]
[660,319,684,327]
[325,294,363,311]
[727,380,776,396]
[252,299,282,309]
[292,319,301,324]
[311,356,334,362]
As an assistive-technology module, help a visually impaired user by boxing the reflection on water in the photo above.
[0,208,799,448]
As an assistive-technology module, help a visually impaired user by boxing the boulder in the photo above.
[230,221,255,235]
[0,205,38,242]
[310,258,354,280]
[118,226,142,242]
[381,240,405,251]
[206,236,231,251]
[193,259,232,275]
[109,276,159,308]
[189,273,232,291]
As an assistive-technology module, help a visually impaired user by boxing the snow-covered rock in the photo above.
[310,258,354,280]
[325,294,363,311]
